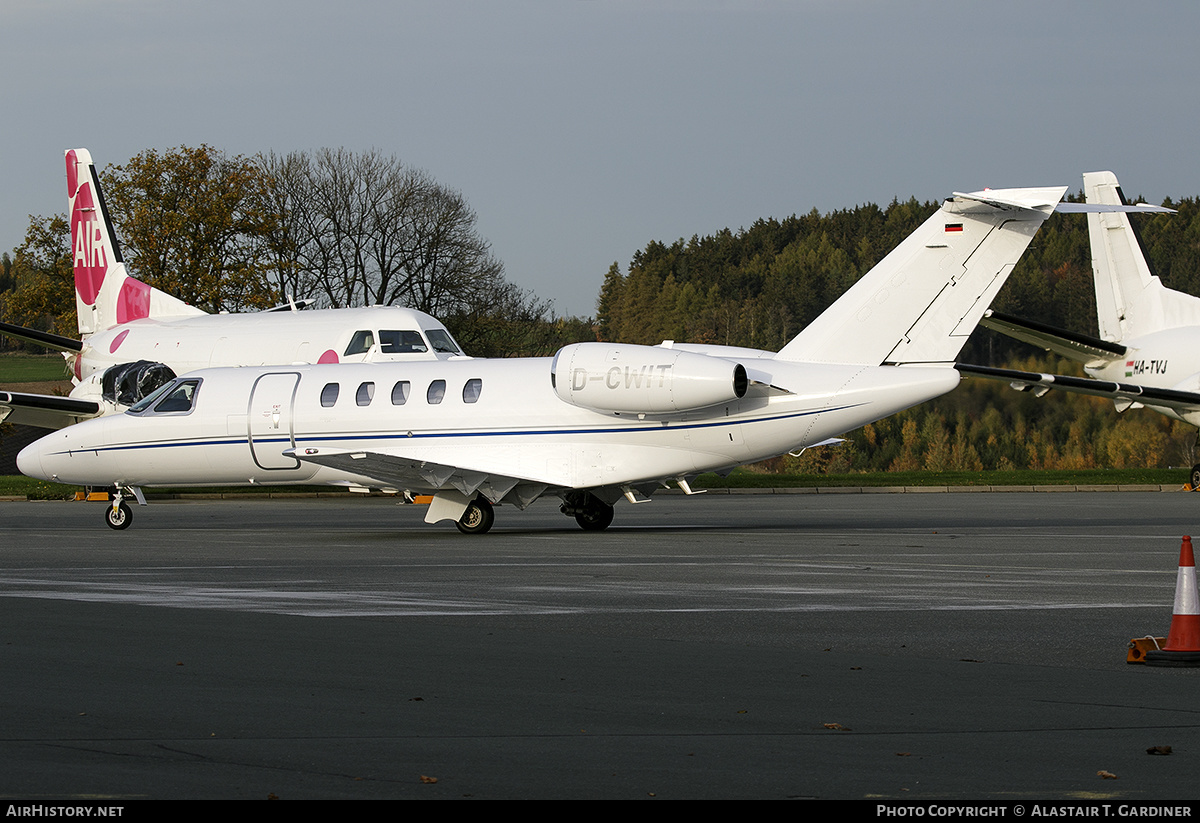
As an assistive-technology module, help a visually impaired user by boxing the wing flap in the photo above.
[285,446,564,504]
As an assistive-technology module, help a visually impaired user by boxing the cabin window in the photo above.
[426,379,446,405]
[321,383,340,407]
[151,379,201,414]
[356,381,375,406]
[426,329,461,354]
[391,381,410,405]
[344,330,374,356]
[462,378,482,403]
[379,330,428,353]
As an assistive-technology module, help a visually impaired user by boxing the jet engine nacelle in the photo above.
[551,342,748,414]
[1168,370,1200,428]
[100,360,177,406]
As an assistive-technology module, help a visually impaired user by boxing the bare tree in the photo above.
[259,148,511,318]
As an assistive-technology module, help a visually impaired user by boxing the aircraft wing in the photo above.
[0,321,82,354]
[978,309,1126,364]
[285,446,563,508]
[0,391,101,428]
[954,363,1200,415]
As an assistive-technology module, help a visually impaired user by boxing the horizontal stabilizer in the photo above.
[979,309,1126,363]
[951,190,1061,213]
[0,321,83,354]
[955,363,1200,414]
[0,391,101,428]
[1056,203,1175,214]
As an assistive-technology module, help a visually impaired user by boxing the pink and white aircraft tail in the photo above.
[0,149,468,429]
[66,148,205,336]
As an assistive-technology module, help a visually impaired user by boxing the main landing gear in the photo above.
[559,492,615,532]
[455,497,495,534]
[1191,464,1200,491]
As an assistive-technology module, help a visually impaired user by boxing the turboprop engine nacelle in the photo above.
[551,342,748,414]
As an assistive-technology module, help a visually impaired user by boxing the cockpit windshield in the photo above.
[379,330,428,353]
[127,380,176,413]
[127,379,202,416]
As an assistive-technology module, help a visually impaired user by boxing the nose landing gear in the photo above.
[103,486,146,530]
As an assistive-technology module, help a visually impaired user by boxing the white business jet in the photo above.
[956,172,1200,484]
[19,185,1067,533]
[0,149,466,428]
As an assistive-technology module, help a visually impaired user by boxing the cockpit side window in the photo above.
[344,330,374,356]
[379,330,428,354]
[426,329,461,354]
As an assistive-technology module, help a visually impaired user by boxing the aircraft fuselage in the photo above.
[20,355,959,494]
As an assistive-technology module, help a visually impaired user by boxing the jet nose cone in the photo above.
[16,439,46,481]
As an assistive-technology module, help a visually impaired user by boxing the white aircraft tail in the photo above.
[775,186,1064,366]
[67,148,204,336]
[1084,170,1200,341]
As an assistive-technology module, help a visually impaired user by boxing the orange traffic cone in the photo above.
[1146,536,1200,666]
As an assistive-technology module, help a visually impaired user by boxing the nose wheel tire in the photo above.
[105,501,133,530]
[455,498,495,534]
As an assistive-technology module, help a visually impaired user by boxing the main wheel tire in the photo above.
[455,498,495,534]
[1191,464,1200,490]
[105,501,133,530]
[575,502,614,531]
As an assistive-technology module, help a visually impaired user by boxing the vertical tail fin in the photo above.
[1084,170,1200,340]
[775,186,1064,366]
[66,149,203,336]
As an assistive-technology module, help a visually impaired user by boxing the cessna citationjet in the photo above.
[0,149,467,428]
[956,172,1200,484]
[19,185,1067,533]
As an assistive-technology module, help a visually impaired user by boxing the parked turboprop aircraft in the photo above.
[0,149,467,429]
[19,185,1067,532]
[955,172,1200,484]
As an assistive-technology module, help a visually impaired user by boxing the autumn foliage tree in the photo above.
[0,215,74,344]
[103,145,278,312]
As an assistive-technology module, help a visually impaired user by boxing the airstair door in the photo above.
[248,372,301,470]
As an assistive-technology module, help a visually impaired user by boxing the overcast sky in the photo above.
[3,1,1198,318]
